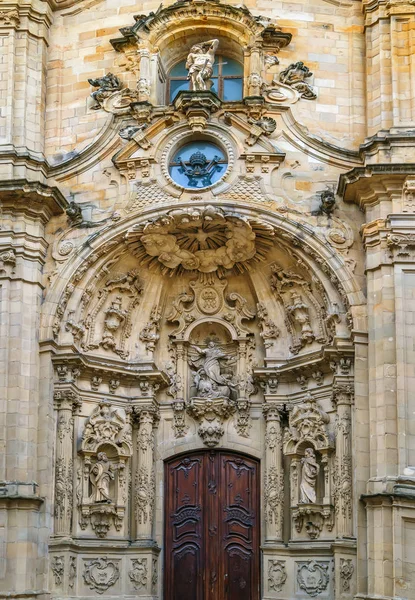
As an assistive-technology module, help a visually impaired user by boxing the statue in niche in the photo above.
[299,448,319,504]
[190,340,236,399]
[186,39,219,91]
[90,452,114,503]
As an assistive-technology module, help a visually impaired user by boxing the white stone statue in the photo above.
[299,448,319,503]
[90,452,114,503]
[190,341,235,399]
[186,39,219,91]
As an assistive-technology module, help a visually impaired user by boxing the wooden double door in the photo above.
[164,451,260,600]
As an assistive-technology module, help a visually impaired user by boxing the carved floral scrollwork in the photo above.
[340,558,354,592]
[83,557,120,594]
[51,556,64,587]
[296,560,330,597]
[128,558,148,590]
[268,560,287,592]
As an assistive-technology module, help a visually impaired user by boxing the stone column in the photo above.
[263,403,284,542]
[333,383,354,538]
[134,402,159,540]
[247,47,262,96]
[53,390,80,537]
[137,48,151,103]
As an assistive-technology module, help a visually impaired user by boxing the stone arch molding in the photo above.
[42,203,365,346]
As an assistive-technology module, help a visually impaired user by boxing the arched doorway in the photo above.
[164,451,260,600]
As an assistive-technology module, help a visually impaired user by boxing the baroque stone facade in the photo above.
[0,0,414,599]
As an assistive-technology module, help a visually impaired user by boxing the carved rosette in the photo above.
[54,390,81,536]
[263,403,284,541]
[134,403,159,539]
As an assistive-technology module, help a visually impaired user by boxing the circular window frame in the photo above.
[161,131,235,192]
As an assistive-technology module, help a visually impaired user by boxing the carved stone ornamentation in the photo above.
[279,62,317,100]
[134,404,159,538]
[139,307,162,354]
[172,399,187,438]
[270,263,329,354]
[296,560,330,597]
[78,401,132,537]
[88,73,122,109]
[128,558,148,590]
[283,393,331,452]
[403,178,415,213]
[0,249,16,276]
[126,206,275,276]
[268,560,287,592]
[186,39,219,91]
[340,558,354,592]
[257,302,280,350]
[83,557,120,594]
[300,448,320,504]
[51,556,64,587]
[69,270,143,359]
[167,272,255,338]
[314,189,336,216]
[68,557,77,590]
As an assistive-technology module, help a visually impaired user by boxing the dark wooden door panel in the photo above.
[166,454,205,600]
[165,451,259,600]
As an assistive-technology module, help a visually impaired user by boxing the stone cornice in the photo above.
[0,180,68,222]
[338,164,414,208]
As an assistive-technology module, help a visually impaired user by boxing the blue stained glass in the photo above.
[170,79,190,100]
[210,78,219,95]
[169,141,228,189]
[223,78,243,101]
[169,60,188,77]
[222,57,243,76]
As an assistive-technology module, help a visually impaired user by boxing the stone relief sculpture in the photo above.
[185,39,219,91]
[268,560,287,592]
[77,401,132,538]
[270,263,329,354]
[90,452,114,503]
[189,341,237,400]
[279,61,317,100]
[126,206,275,276]
[83,557,120,594]
[88,73,122,109]
[299,448,320,504]
[128,558,148,590]
[296,560,330,597]
[67,270,143,359]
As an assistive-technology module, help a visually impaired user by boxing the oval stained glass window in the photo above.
[168,141,228,189]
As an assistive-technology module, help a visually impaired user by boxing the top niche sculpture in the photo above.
[186,39,219,92]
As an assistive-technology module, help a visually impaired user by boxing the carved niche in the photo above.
[66,270,143,359]
[77,400,132,538]
[166,272,256,446]
[284,393,335,540]
[270,263,331,354]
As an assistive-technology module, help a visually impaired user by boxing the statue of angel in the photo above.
[186,39,219,91]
